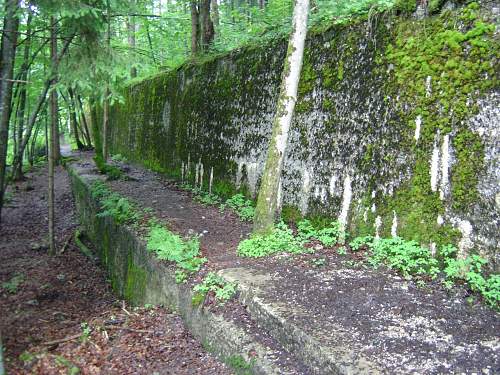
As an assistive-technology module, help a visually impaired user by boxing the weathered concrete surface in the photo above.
[220,266,500,375]
[69,159,499,375]
[68,161,305,375]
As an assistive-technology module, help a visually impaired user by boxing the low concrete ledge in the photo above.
[67,162,303,375]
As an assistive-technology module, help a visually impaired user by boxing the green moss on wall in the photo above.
[451,129,485,211]
[124,252,147,304]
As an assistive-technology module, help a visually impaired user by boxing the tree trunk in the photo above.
[200,0,214,51]
[65,91,84,150]
[12,12,33,180]
[102,0,111,161]
[190,1,200,55]
[0,0,20,223]
[127,0,137,78]
[75,94,92,147]
[253,0,310,235]
[211,0,220,30]
[48,16,58,255]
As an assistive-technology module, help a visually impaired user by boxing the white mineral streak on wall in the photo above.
[391,211,398,237]
[426,75,432,97]
[235,160,259,195]
[277,179,283,211]
[195,161,199,186]
[430,132,440,192]
[430,242,437,257]
[375,215,382,239]
[209,167,214,194]
[300,169,312,214]
[454,219,474,260]
[415,115,422,141]
[363,208,368,222]
[338,175,352,229]
[181,162,185,181]
[329,175,337,196]
[371,203,376,213]
[187,154,191,179]
[236,162,243,188]
[437,214,444,226]
[440,134,450,200]
[199,162,204,188]
[162,100,171,131]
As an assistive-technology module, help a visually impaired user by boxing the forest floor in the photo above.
[0,163,231,374]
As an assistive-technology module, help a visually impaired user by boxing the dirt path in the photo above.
[0,164,230,374]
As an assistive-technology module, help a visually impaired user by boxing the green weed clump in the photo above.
[91,181,141,224]
[297,219,346,246]
[367,237,440,279]
[1,274,25,294]
[349,236,499,308]
[192,272,237,305]
[237,221,306,257]
[221,193,255,222]
[238,219,347,258]
[146,224,206,283]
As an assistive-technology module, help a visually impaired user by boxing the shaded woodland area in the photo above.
[1,0,499,373]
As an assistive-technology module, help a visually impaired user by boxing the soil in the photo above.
[0,163,231,374]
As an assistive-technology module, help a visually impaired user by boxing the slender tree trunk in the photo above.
[75,94,92,147]
[44,106,48,160]
[200,0,214,51]
[64,91,84,150]
[211,0,220,30]
[102,0,111,161]
[12,13,33,180]
[191,1,200,55]
[253,0,310,234]
[48,16,58,255]
[127,0,137,78]
[0,0,20,223]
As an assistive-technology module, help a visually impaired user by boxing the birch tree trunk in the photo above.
[0,0,20,223]
[253,0,310,235]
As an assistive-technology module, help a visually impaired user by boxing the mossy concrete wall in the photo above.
[109,3,499,266]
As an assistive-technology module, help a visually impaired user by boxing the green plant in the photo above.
[147,224,206,280]
[238,221,305,257]
[349,236,375,251]
[80,322,91,342]
[175,270,188,284]
[310,257,326,267]
[193,272,237,304]
[297,219,346,246]
[97,194,141,224]
[368,237,440,279]
[19,351,36,364]
[1,274,25,294]
[226,354,254,373]
[337,246,347,256]
[223,194,255,222]
[111,154,127,163]
[194,190,221,206]
[443,251,499,307]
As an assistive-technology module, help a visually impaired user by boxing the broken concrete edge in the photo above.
[66,162,293,375]
[220,268,382,375]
